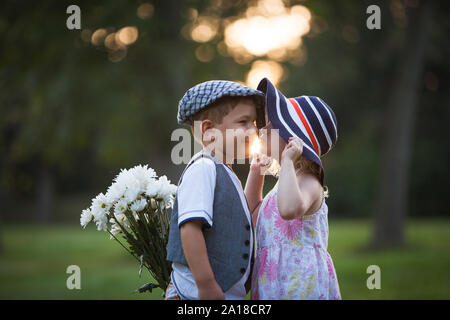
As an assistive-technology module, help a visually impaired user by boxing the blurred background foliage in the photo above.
[0,0,449,299]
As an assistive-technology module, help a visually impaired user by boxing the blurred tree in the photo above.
[0,0,189,223]
[0,0,448,227]
[371,1,432,247]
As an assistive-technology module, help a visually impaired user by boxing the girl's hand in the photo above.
[250,153,272,175]
[281,137,303,164]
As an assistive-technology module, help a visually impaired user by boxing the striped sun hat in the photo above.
[257,78,338,185]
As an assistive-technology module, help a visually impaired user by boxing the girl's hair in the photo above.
[267,156,329,198]
[294,157,329,198]
[294,157,321,179]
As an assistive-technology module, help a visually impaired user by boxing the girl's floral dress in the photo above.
[251,185,341,300]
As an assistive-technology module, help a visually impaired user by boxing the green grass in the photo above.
[1,219,449,299]
[328,219,450,299]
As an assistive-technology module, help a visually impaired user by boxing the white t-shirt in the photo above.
[171,154,253,300]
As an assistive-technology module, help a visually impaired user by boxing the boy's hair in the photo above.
[191,95,258,124]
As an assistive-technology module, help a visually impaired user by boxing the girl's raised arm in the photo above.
[277,137,322,220]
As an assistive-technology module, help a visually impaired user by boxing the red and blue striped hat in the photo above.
[257,78,338,185]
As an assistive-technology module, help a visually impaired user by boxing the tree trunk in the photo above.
[35,165,54,224]
[371,2,432,248]
[0,208,3,254]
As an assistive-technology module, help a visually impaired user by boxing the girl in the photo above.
[245,78,341,300]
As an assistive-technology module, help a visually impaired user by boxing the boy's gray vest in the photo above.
[167,150,254,293]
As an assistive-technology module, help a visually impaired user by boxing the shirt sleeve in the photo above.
[177,157,216,228]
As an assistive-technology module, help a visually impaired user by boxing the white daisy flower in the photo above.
[145,179,162,198]
[159,176,177,209]
[114,199,128,216]
[124,182,140,204]
[91,192,109,211]
[129,165,157,193]
[95,214,108,231]
[112,214,130,230]
[130,198,147,212]
[157,176,172,198]
[91,193,110,225]
[146,175,177,199]
[113,168,130,184]
[114,168,141,204]
[113,213,126,223]
[80,208,93,228]
[105,182,126,204]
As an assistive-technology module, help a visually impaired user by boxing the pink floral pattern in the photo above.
[274,212,303,240]
[251,187,342,300]
[263,194,277,219]
[257,247,268,278]
[265,259,278,282]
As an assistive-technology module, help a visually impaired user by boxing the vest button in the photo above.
[243,253,249,259]
[244,240,250,246]
[245,224,250,230]
[240,268,246,274]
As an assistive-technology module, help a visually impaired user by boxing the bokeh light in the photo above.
[89,26,138,62]
[117,26,138,46]
[217,0,311,86]
[137,3,154,20]
[108,48,127,63]
[195,45,215,63]
[91,28,107,46]
[105,33,122,50]
[224,0,311,58]
[181,0,313,84]
[189,16,219,43]
[246,60,284,88]
[80,29,92,43]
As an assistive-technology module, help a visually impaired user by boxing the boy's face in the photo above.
[211,99,258,162]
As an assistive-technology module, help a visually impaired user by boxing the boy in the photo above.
[166,80,265,300]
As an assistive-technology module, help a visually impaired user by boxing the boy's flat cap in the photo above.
[177,80,265,125]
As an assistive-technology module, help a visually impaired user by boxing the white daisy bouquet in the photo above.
[80,165,177,294]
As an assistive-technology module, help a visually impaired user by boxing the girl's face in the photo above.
[259,120,286,161]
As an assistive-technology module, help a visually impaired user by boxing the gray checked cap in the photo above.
[177,80,265,125]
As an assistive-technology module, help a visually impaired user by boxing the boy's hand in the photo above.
[197,278,225,300]
[281,137,303,164]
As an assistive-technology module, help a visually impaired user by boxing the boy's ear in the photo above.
[201,119,214,136]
